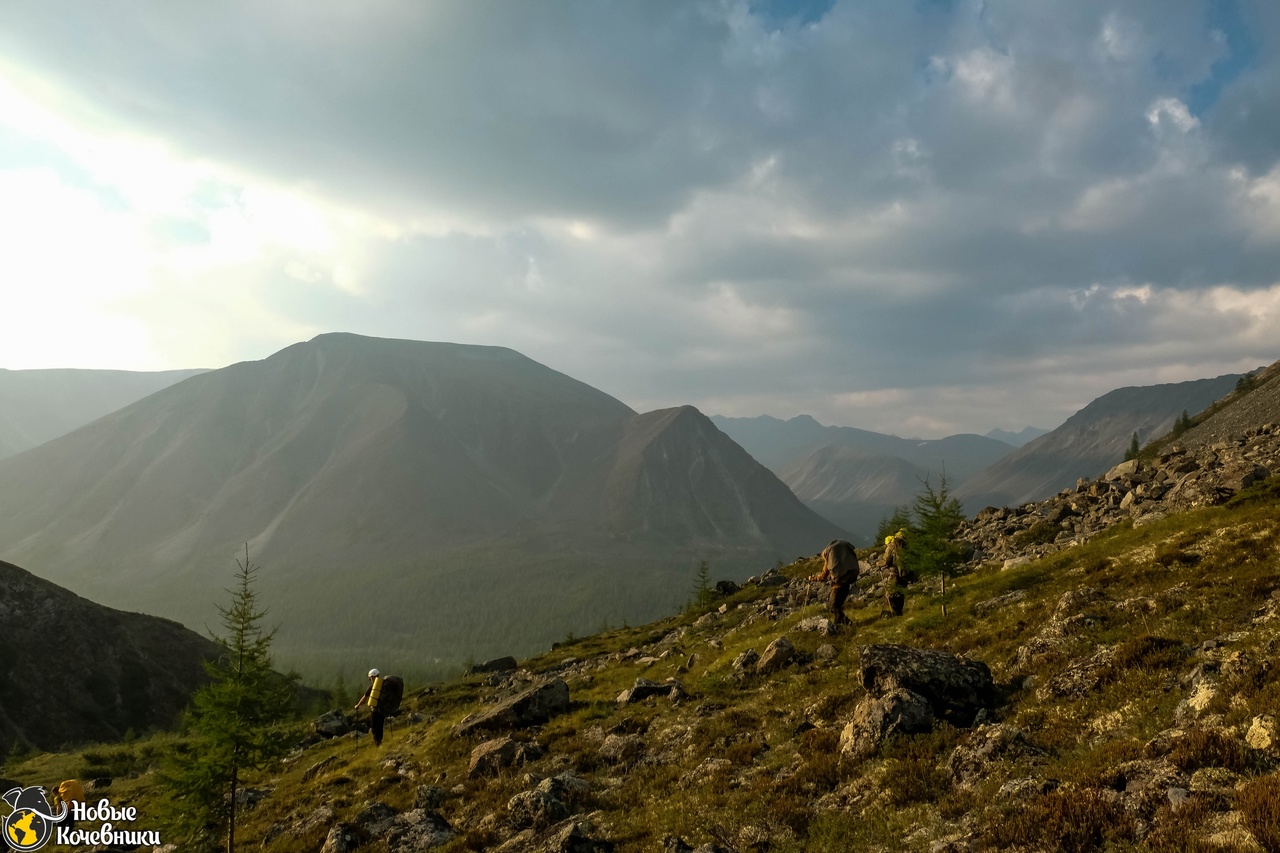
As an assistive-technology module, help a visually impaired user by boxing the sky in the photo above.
[1,1,1279,438]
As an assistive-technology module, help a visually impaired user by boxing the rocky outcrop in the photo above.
[454,679,571,737]
[839,645,996,758]
[857,644,995,727]
[961,424,1279,567]
[469,656,520,675]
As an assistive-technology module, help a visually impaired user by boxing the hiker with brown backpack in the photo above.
[809,539,859,627]
[353,668,404,747]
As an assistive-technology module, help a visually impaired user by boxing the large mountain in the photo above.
[0,367,204,460]
[0,559,216,754]
[0,334,843,675]
[956,372,1244,512]
[710,414,1015,542]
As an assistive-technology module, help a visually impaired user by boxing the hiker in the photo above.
[49,779,84,828]
[809,539,859,627]
[882,530,906,617]
[353,668,404,747]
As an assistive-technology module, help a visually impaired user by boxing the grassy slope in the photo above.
[7,480,1280,851]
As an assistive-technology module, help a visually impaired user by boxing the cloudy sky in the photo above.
[1,0,1278,437]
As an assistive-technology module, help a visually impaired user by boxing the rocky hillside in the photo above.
[0,334,843,674]
[0,559,218,756]
[960,364,1279,569]
[0,366,203,460]
[957,371,1244,514]
[9,471,1280,851]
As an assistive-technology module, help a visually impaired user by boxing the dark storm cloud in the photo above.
[2,0,1278,434]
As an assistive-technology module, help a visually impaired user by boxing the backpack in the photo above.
[377,676,404,717]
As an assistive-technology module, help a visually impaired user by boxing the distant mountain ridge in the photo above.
[984,426,1050,447]
[710,414,1015,542]
[0,559,216,754]
[0,367,205,459]
[956,372,1245,512]
[0,334,843,674]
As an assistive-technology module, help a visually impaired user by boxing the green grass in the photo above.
[8,490,1280,851]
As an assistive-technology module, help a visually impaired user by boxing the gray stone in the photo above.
[386,808,456,851]
[454,678,570,736]
[732,649,759,672]
[469,736,520,778]
[598,733,645,765]
[508,788,570,830]
[755,637,796,673]
[313,709,352,738]
[321,822,359,853]
[839,688,934,758]
[467,656,519,675]
[945,724,1043,787]
[857,644,995,726]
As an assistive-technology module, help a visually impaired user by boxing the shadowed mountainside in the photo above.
[0,334,843,675]
[0,559,217,755]
[956,372,1244,513]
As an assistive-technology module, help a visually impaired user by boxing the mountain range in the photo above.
[0,334,842,677]
[955,371,1245,511]
[0,367,204,460]
[710,415,1015,541]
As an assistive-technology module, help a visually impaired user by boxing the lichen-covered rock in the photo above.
[313,709,352,738]
[857,644,995,726]
[755,637,796,673]
[944,724,1044,787]
[839,688,933,758]
[469,736,520,778]
[454,678,570,736]
[508,788,570,831]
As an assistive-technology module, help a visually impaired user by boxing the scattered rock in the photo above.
[755,637,796,673]
[508,788,570,831]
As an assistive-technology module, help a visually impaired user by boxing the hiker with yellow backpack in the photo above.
[353,668,404,747]
[881,530,907,617]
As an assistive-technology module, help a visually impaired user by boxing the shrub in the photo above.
[1238,772,1280,853]
[1110,635,1186,673]
[983,788,1136,852]
[1168,727,1254,774]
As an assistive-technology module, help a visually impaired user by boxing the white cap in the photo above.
[368,668,380,678]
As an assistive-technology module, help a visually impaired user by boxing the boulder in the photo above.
[543,819,615,852]
[755,637,796,674]
[467,656,519,675]
[385,808,455,850]
[313,709,352,738]
[469,736,520,778]
[857,645,995,726]
[839,688,933,758]
[321,823,359,853]
[598,733,645,765]
[794,617,837,636]
[731,649,759,672]
[454,678,570,736]
[508,788,570,831]
[944,724,1044,787]
[616,677,686,705]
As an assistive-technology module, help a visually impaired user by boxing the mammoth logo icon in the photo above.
[2,786,65,852]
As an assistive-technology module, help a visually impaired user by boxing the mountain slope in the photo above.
[0,559,217,754]
[0,367,204,460]
[956,372,1243,512]
[0,334,843,674]
[711,414,1015,541]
